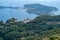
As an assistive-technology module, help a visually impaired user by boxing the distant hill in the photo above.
[0,6,19,9]
[24,4,58,15]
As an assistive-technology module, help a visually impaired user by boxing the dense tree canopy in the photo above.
[0,15,60,40]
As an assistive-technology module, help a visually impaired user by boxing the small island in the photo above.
[24,4,58,15]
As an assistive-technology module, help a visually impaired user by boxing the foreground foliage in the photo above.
[0,15,60,40]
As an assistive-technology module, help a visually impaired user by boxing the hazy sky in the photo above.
[0,0,59,7]
[0,0,60,3]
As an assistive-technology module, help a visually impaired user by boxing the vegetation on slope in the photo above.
[0,15,60,40]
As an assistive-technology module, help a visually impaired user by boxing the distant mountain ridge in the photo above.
[24,4,58,15]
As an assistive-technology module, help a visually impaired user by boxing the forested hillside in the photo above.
[0,15,60,40]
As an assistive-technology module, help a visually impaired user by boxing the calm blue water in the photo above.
[0,0,60,21]
[0,8,37,21]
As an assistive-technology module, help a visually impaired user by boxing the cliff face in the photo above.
[24,4,58,15]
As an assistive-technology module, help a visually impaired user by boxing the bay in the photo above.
[0,0,59,21]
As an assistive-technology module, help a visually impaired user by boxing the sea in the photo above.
[0,0,60,21]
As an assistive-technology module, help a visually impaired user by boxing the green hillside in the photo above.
[0,15,60,40]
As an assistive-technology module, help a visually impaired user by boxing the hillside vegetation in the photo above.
[0,15,60,40]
